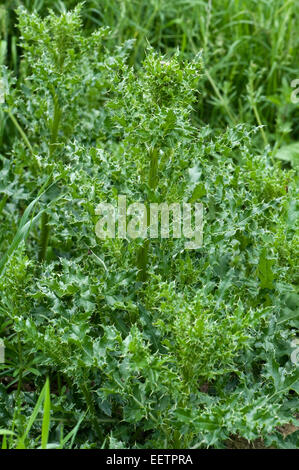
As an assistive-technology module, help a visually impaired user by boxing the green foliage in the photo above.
[0,4,298,450]
[2,0,299,140]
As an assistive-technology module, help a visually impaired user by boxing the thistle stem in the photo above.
[38,212,49,262]
[137,147,159,282]
[38,93,61,262]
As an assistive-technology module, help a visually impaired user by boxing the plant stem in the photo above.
[7,109,33,155]
[38,93,62,262]
[137,147,159,282]
[38,212,49,262]
[80,383,103,439]
[49,94,62,157]
[10,335,23,447]
[252,101,268,147]
[0,194,8,218]
[205,70,236,124]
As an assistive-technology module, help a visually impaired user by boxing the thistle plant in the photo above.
[15,5,111,261]
[0,5,298,451]
[109,51,201,280]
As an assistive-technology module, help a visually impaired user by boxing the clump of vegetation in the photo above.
[0,3,298,449]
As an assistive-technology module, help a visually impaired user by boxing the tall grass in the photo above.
[1,0,298,145]
[0,0,298,451]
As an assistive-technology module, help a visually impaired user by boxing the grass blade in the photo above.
[41,377,51,449]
